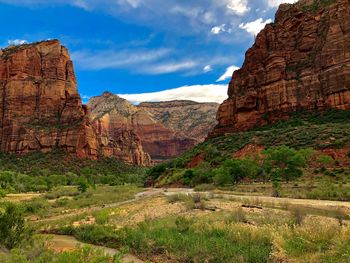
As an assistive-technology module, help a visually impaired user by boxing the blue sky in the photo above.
[0,0,297,103]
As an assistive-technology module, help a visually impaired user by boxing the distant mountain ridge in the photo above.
[88,92,219,161]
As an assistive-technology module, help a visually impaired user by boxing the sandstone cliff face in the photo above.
[211,0,350,136]
[0,40,150,165]
[88,93,218,161]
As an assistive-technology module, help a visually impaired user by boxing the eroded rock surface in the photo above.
[211,0,350,136]
[88,93,218,161]
[0,40,150,165]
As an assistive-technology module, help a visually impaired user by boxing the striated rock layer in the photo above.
[0,40,150,165]
[88,92,218,161]
[211,0,350,136]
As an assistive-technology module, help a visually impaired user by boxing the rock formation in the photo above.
[88,92,219,161]
[211,0,350,136]
[0,40,150,165]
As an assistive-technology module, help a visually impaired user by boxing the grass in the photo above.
[5,185,143,220]
[54,193,350,262]
[59,217,272,263]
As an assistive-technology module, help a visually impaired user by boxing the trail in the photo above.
[35,187,350,223]
[164,190,350,211]
[33,188,165,223]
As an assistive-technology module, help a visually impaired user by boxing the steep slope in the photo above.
[211,0,350,136]
[88,92,219,161]
[147,0,350,186]
[0,40,150,165]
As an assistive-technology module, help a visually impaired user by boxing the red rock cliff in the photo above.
[88,93,218,162]
[211,0,350,136]
[0,40,150,165]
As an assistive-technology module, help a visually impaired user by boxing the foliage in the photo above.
[149,109,350,186]
[1,237,123,263]
[77,178,89,193]
[214,158,260,186]
[0,203,30,249]
[0,151,145,190]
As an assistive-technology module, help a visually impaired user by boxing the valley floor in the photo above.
[2,185,349,262]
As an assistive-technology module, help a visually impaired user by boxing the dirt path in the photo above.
[33,188,164,223]
[44,234,143,263]
[164,190,350,210]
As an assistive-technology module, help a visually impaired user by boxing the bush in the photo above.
[175,216,193,233]
[77,178,89,193]
[0,203,31,249]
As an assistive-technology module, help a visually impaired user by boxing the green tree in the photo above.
[0,203,30,249]
[214,158,260,186]
[77,177,89,193]
[263,146,310,196]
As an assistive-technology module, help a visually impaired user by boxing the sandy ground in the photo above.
[45,234,143,263]
[4,193,42,202]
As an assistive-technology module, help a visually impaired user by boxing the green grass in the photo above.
[7,185,142,219]
[58,216,272,263]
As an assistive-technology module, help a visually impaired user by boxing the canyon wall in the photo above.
[88,92,218,161]
[211,0,350,136]
[0,40,150,165]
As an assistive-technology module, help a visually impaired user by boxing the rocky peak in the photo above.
[0,40,151,166]
[88,94,219,161]
[211,0,350,136]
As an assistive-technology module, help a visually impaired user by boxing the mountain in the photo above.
[211,0,350,137]
[87,92,219,161]
[0,40,151,165]
[148,0,350,186]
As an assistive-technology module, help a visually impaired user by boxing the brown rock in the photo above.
[0,40,150,165]
[211,0,350,136]
[88,93,219,161]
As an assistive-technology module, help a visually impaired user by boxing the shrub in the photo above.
[0,203,31,249]
[175,216,193,233]
[226,207,248,223]
[77,178,89,193]
[289,206,307,225]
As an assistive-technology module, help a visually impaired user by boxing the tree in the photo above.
[77,177,89,193]
[0,203,30,249]
[214,158,260,186]
[263,146,310,197]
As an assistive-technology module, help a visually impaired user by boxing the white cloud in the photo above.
[119,84,228,104]
[203,65,213,73]
[118,0,141,8]
[211,24,226,34]
[72,48,171,70]
[239,18,272,36]
[227,0,249,15]
[267,0,298,7]
[216,65,239,82]
[144,60,197,74]
[8,39,28,45]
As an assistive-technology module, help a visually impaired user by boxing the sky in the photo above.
[0,0,297,104]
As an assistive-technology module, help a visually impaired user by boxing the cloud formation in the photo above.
[227,0,249,15]
[119,84,228,104]
[211,24,226,35]
[8,39,28,45]
[217,65,239,82]
[203,65,213,73]
[267,0,298,8]
[239,18,272,36]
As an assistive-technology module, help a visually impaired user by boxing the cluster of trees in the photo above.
[162,146,317,193]
[0,170,144,195]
